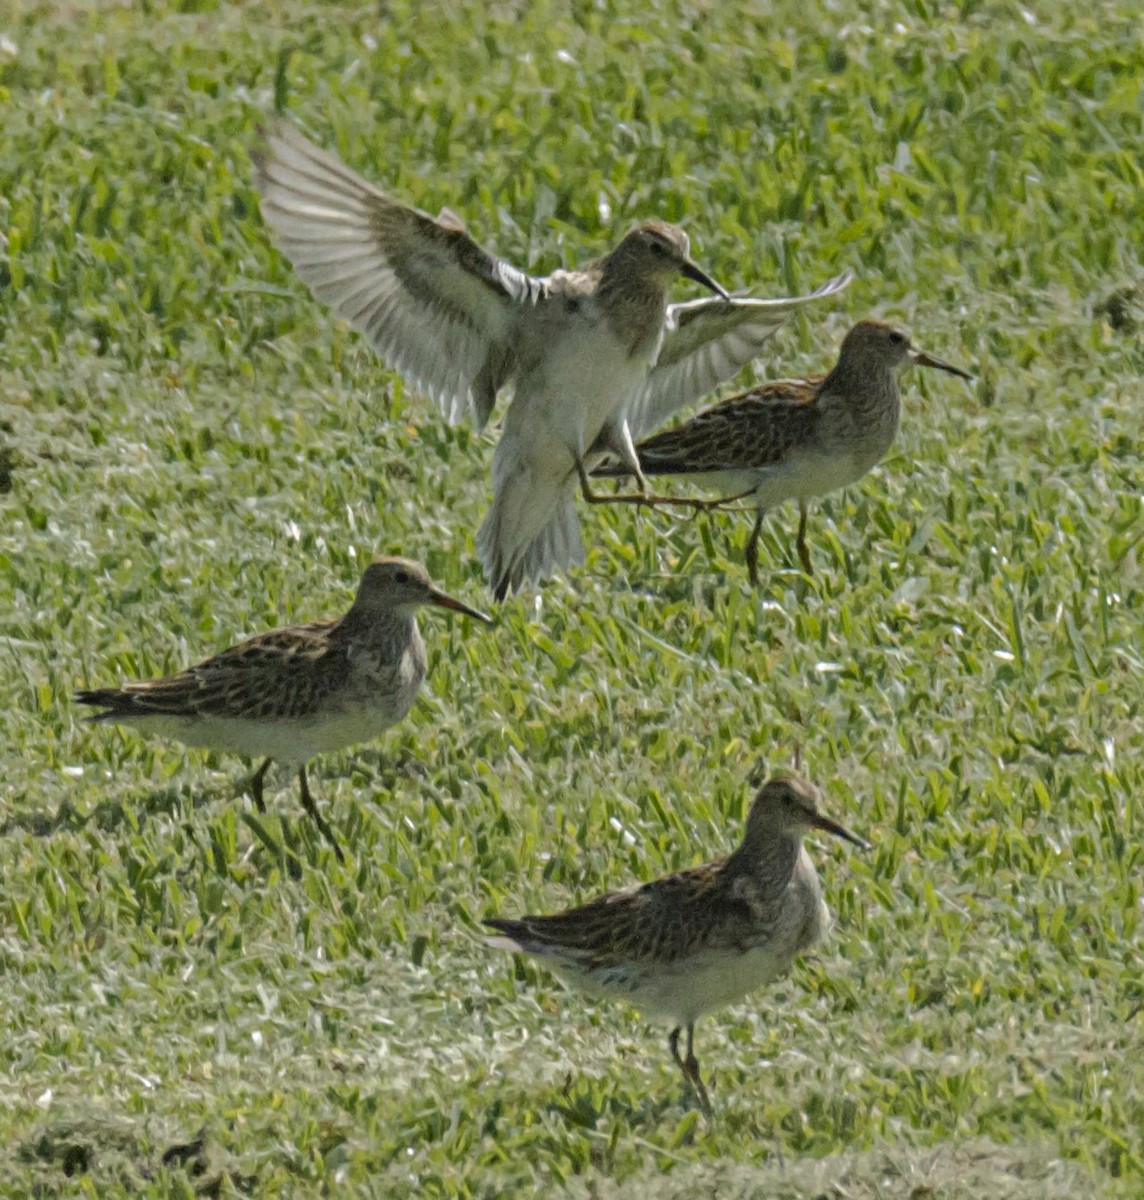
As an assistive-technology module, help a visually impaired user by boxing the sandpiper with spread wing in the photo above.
[252,120,851,598]
[485,774,868,1114]
[594,320,971,582]
[76,559,490,861]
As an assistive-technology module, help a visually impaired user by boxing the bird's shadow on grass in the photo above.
[0,779,230,840]
[0,778,339,883]
[346,749,430,793]
[14,1120,258,1195]
[537,1072,788,1163]
[539,1071,709,1137]
[3,759,359,841]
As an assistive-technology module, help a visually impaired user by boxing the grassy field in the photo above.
[2,0,1142,1194]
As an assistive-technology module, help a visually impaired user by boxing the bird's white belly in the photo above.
[564,874,831,1026]
[565,942,793,1028]
[788,451,875,501]
[692,452,878,510]
[131,705,401,765]
[515,326,647,460]
[633,945,794,1024]
[682,468,772,498]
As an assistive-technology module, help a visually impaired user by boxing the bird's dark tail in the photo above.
[590,447,683,479]
[483,917,530,951]
[589,458,635,480]
[74,689,134,721]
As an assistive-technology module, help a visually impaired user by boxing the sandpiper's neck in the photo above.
[818,358,902,451]
[726,830,802,901]
[821,356,900,416]
[595,267,670,357]
[336,604,420,654]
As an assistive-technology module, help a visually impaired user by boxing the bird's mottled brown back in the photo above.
[84,619,353,723]
[503,854,783,969]
[634,376,827,474]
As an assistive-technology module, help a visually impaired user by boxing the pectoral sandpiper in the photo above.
[253,120,850,598]
[485,774,867,1114]
[76,559,490,862]
[593,319,971,582]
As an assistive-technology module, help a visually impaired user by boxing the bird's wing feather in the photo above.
[632,269,852,437]
[253,120,546,428]
[78,622,349,722]
[595,378,823,477]
[487,859,758,968]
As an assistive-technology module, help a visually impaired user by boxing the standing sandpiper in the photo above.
[485,774,867,1114]
[252,120,851,599]
[76,559,490,862]
[593,319,971,582]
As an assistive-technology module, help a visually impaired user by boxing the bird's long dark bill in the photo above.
[910,349,973,381]
[428,588,493,623]
[811,811,870,850]
[680,259,730,300]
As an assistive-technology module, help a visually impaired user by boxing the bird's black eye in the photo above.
[394,570,409,584]
[889,331,906,346]
[650,239,667,256]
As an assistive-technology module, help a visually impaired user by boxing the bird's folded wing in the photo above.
[100,624,345,722]
[630,382,819,474]
[632,268,853,438]
[486,883,651,968]
[253,120,545,428]
[512,867,743,968]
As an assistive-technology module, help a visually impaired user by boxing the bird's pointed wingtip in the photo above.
[818,267,856,296]
[251,115,313,169]
[250,119,281,173]
[74,690,125,722]
[484,933,526,952]
[483,918,527,952]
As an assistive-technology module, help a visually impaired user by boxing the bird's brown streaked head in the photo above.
[745,774,869,849]
[616,220,730,299]
[837,320,972,381]
[354,558,492,623]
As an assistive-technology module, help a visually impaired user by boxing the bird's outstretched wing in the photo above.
[76,622,348,723]
[633,269,852,438]
[253,120,547,428]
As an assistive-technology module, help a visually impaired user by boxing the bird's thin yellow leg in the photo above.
[298,765,345,863]
[796,500,814,576]
[250,757,272,813]
[576,456,755,514]
[669,1024,713,1117]
[745,508,765,586]
[684,1024,712,1116]
[575,455,616,504]
[611,418,650,497]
